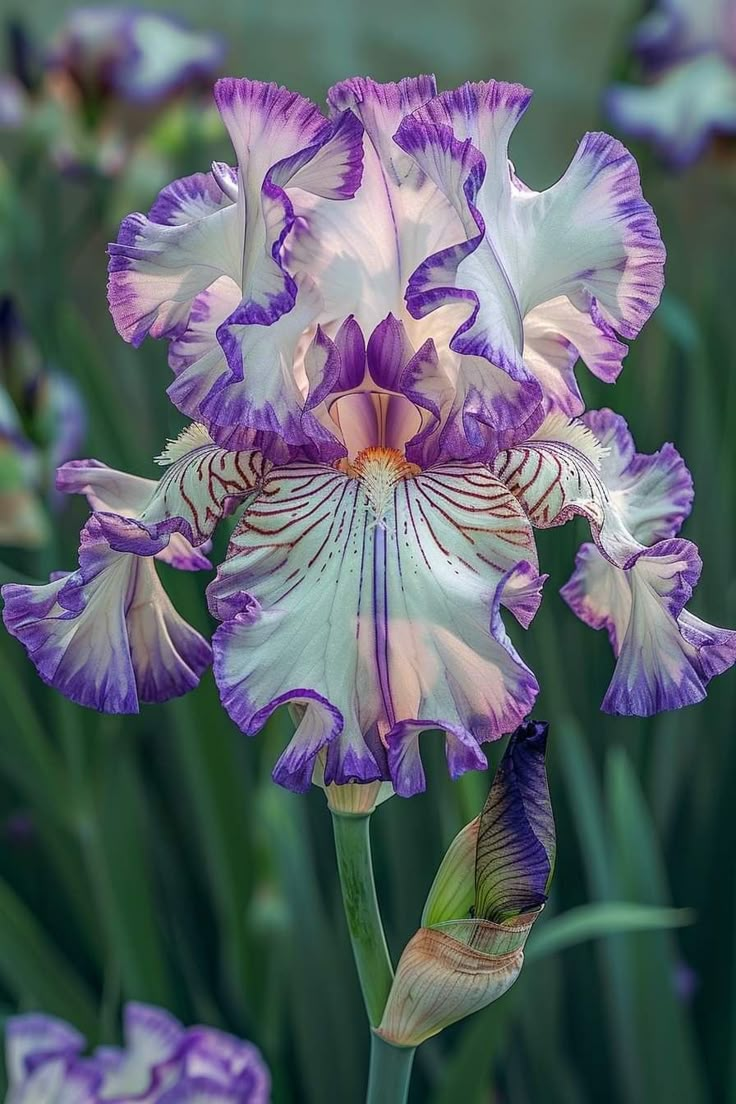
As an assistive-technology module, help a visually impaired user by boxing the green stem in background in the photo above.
[366,1034,416,1104]
[331,812,394,1028]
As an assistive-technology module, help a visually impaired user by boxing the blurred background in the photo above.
[0,0,735,1100]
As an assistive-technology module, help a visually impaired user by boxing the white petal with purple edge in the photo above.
[2,516,211,713]
[5,1014,84,1087]
[59,426,269,571]
[208,461,541,795]
[182,1027,270,1100]
[396,83,665,420]
[561,539,736,715]
[286,77,464,334]
[94,1002,184,1099]
[108,176,239,346]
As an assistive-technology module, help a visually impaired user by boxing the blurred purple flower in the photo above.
[5,1002,270,1103]
[47,8,225,108]
[607,0,736,167]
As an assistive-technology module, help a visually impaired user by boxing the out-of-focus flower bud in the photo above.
[377,720,554,1047]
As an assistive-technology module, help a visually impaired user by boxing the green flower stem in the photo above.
[366,1033,416,1104]
[331,811,394,1028]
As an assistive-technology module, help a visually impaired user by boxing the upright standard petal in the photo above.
[396,82,665,419]
[286,77,464,335]
[108,169,240,346]
[209,460,542,795]
[2,515,211,713]
[109,79,363,440]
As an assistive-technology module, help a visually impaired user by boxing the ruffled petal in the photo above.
[607,54,736,168]
[561,539,736,715]
[491,412,624,554]
[110,79,363,442]
[396,82,665,417]
[2,515,212,713]
[491,410,693,566]
[201,275,324,439]
[58,426,268,574]
[209,461,540,794]
[522,297,628,416]
[182,1027,270,1101]
[582,408,693,543]
[92,1003,184,1098]
[108,171,239,346]
[57,458,210,572]
[5,1015,84,1088]
[285,77,464,332]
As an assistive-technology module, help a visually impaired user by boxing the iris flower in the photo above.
[3,77,734,796]
[607,0,736,166]
[5,1002,269,1103]
[47,8,224,108]
[0,10,224,175]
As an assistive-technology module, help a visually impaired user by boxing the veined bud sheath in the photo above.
[377,720,555,1048]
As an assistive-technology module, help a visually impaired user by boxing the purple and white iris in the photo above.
[5,1002,269,1103]
[48,8,224,106]
[3,76,735,796]
[607,0,736,166]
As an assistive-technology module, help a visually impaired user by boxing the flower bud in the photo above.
[377,913,536,1047]
[377,720,554,1047]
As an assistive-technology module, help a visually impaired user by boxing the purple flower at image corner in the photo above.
[47,7,225,107]
[4,1002,270,1103]
[606,0,736,167]
[2,73,734,798]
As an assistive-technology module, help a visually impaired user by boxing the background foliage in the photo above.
[1,0,735,1100]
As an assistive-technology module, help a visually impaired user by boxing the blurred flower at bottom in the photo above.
[5,1003,270,1103]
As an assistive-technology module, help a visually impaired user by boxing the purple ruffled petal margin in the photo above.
[108,78,364,448]
[395,83,665,444]
[1,516,211,713]
[5,1002,269,1103]
[3,70,732,794]
[562,538,736,716]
